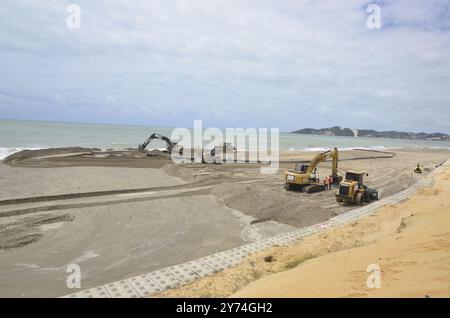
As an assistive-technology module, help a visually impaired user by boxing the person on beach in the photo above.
[329,175,334,189]
[324,175,330,190]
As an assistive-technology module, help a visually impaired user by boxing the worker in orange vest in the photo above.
[324,175,330,190]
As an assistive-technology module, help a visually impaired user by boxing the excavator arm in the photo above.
[331,148,339,178]
[306,148,339,177]
[138,133,178,153]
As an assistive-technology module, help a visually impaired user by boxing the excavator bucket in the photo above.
[138,143,146,152]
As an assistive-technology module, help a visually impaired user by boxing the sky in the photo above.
[0,0,449,133]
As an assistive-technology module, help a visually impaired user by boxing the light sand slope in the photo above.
[234,165,450,297]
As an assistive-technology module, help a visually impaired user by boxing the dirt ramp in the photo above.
[211,181,348,228]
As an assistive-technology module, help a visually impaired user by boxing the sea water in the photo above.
[1,119,449,159]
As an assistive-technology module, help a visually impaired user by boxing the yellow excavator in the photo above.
[283,148,341,193]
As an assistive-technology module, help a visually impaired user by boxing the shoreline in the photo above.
[3,145,450,162]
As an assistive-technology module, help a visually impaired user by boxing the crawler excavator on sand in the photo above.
[138,133,180,154]
[283,148,342,193]
[138,133,236,163]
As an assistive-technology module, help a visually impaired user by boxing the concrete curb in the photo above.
[62,160,449,298]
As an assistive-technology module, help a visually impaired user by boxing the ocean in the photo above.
[1,119,450,159]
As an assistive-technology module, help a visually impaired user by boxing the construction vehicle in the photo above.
[206,142,236,163]
[335,171,378,205]
[283,148,341,193]
[138,133,179,154]
[414,163,422,174]
[210,142,236,157]
[138,133,236,163]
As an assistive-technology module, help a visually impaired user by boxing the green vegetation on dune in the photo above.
[292,126,450,141]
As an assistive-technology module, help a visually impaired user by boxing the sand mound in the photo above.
[2,147,173,168]
[3,147,100,163]
[211,182,337,227]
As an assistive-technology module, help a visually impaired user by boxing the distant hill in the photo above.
[292,126,450,141]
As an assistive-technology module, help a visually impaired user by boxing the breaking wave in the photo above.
[0,147,41,160]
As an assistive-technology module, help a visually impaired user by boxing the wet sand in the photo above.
[0,147,449,297]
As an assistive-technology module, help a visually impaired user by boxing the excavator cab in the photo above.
[295,164,309,173]
[344,171,366,185]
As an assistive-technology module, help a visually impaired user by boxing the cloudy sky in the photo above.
[0,0,449,132]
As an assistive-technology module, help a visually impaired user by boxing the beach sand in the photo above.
[159,161,450,298]
[0,147,449,297]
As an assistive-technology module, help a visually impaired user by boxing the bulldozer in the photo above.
[414,163,422,174]
[335,171,378,205]
[283,148,341,193]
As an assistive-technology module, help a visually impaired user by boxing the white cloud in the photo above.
[0,0,449,132]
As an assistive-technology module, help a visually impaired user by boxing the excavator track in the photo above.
[303,184,326,194]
